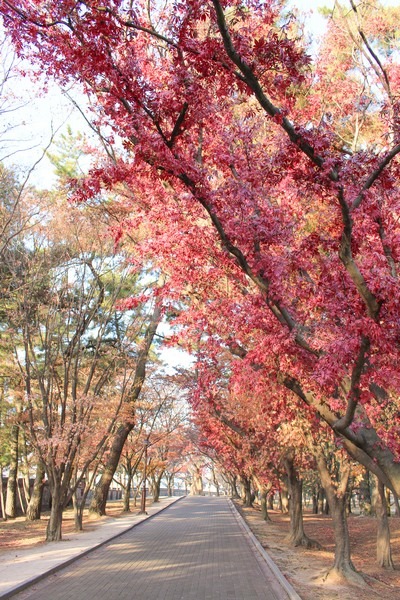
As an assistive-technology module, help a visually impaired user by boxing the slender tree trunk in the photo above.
[123,475,132,512]
[89,304,161,516]
[211,467,220,496]
[316,451,364,586]
[167,474,174,497]
[21,432,31,510]
[5,424,19,519]
[90,422,134,515]
[375,478,394,569]
[72,489,83,531]
[279,477,289,513]
[312,485,319,514]
[284,454,320,548]
[26,462,45,521]
[359,468,372,515]
[268,492,274,511]
[0,469,6,520]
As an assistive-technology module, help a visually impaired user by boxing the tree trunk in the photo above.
[123,476,132,512]
[5,424,19,519]
[90,422,134,515]
[285,454,320,548]
[26,462,45,521]
[72,490,83,531]
[254,476,272,521]
[46,495,63,542]
[89,304,161,516]
[375,478,394,569]
[190,464,204,496]
[230,474,240,499]
[241,477,253,507]
[279,478,289,513]
[0,469,6,520]
[167,474,174,497]
[316,451,364,586]
[152,474,162,503]
[268,492,274,510]
[359,468,372,515]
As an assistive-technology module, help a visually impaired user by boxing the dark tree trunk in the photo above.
[285,454,320,549]
[241,477,253,507]
[26,462,45,521]
[230,475,240,499]
[375,478,394,569]
[394,493,400,517]
[359,468,372,515]
[312,485,319,514]
[317,486,325,514]
[5,424,19,519]
[46,494,63,542]
[268,492,274,511]
[151,473,162,503]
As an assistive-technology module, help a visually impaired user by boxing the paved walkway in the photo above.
[2,496,301,600]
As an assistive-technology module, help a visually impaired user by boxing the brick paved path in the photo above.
[13,496,289,600]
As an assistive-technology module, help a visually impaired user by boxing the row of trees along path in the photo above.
[1,0,400,586]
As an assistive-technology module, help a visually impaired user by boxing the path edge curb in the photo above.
[228,499,303,600]
[1,496,185,599]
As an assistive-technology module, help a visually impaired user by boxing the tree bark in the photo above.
[46,491,63,542]
[72,490,83,531]
[151,473,162,503]
[284,454,320,548]
[241,476,253,507]
[89,304,161,516]
[90,422,133,515]
[279,477,289,513]
[268,492,274,511]
[26,462,45,521]
[166,473,174,497]
[5,424,19,519]
[359,468,372,515]
[316,451,364,585]
[229,474,240,499]
[122,471,132,512]
[374,478,394,569]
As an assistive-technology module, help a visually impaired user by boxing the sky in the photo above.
[3,0,399,185]
[1,0,335,187]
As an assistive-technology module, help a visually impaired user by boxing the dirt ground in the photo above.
[0,500,141,553]
[1,500,400,599]
[234,502,400,600]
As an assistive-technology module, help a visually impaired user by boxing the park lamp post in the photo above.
[139,438,150,515]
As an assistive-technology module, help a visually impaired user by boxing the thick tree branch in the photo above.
[352,143,400,210]
[333,334,370,432]
[178,171,321,357]
[338,188,381,319]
